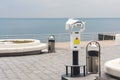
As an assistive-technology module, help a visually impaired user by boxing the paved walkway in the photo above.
[0,43,120,80]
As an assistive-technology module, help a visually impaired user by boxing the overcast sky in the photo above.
[0,0,120,18]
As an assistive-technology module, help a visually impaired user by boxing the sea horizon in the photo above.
[0,18,120,42]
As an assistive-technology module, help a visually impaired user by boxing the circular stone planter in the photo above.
[0,39,47,56]
[104,58,120,77]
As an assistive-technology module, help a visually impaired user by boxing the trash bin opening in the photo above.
[48,40,55,42]
[88,50,98,56]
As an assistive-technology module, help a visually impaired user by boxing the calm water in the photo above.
[0,18,120,41]
[0,18,120,35]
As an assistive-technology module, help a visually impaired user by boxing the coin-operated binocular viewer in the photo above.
[65,18,85,76]
[66,18,85,50]
[86,41,101,77]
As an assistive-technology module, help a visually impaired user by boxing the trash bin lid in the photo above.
[88,50,98,56]
[48,35,55,40]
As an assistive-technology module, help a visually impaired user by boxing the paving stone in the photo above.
[0,46,119,80]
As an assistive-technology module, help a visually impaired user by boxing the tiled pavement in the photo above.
[0,45,120,80]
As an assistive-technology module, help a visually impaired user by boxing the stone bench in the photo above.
[104,58,120,77]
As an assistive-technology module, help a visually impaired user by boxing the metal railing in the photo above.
[0,32,116,43]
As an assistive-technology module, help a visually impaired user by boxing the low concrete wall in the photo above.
[104,58,120,77]
[0,39,48,56]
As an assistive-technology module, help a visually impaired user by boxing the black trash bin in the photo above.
[48,35,55,53]
[87,50,99,74]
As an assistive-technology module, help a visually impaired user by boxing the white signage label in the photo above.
[70,32,80,50]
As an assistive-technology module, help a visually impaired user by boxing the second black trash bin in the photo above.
[48,35,55,53]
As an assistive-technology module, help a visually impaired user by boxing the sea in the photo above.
[0,18,120,42]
